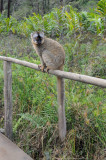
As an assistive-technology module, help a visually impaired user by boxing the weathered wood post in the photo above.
[57,77,66,141]
[3,61,13,140]
[0,56,106,141]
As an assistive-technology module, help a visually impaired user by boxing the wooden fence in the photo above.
[0,56,106,141]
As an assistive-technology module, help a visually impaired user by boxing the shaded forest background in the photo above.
[1,0,100,18]
[0,0,106,160]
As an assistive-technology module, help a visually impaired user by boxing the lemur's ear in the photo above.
[31,32,38,38]
[31,33,33,38]
[39,32,44,38]
[31,32,44,39]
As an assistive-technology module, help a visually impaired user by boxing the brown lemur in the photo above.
[31,31,66,140]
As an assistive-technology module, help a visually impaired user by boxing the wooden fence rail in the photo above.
[0,56,106,87]
[0,56,106,141]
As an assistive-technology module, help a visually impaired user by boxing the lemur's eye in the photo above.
[33,36,38,41]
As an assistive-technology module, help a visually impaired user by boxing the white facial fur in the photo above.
[31,32,44,44]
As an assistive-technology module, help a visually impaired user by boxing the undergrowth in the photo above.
[0,1,106,159]
[0,33,105,159]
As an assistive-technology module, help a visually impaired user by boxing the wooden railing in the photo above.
[0,56,106,141]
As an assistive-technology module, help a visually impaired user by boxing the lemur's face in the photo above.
[31,32,44,45]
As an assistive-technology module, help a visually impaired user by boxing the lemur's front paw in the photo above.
[38,64,45,72]
[45,66,50,73]
[38,64,50,73]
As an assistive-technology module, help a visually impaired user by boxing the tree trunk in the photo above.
[43,0,45,14]
[48,0,49,10]
[0,0,3,13]
[37,2,39,14]
[60,0,63,6]
[8,0,11,18]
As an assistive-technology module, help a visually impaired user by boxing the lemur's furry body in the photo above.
[31,32,66,140]
[31,34,65,71]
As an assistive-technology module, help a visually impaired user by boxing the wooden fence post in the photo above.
[0,56,106,141]
[57,77,66,141]
[3,61,12,140]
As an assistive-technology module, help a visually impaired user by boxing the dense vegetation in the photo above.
[0,0,106,36]
[0,0,100,18]
[0,0,106,159]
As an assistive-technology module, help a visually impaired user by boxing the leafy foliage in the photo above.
[0,1,106,159]
[0,1,106,36]
[0,36,105,159]
[96,0,106,16]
